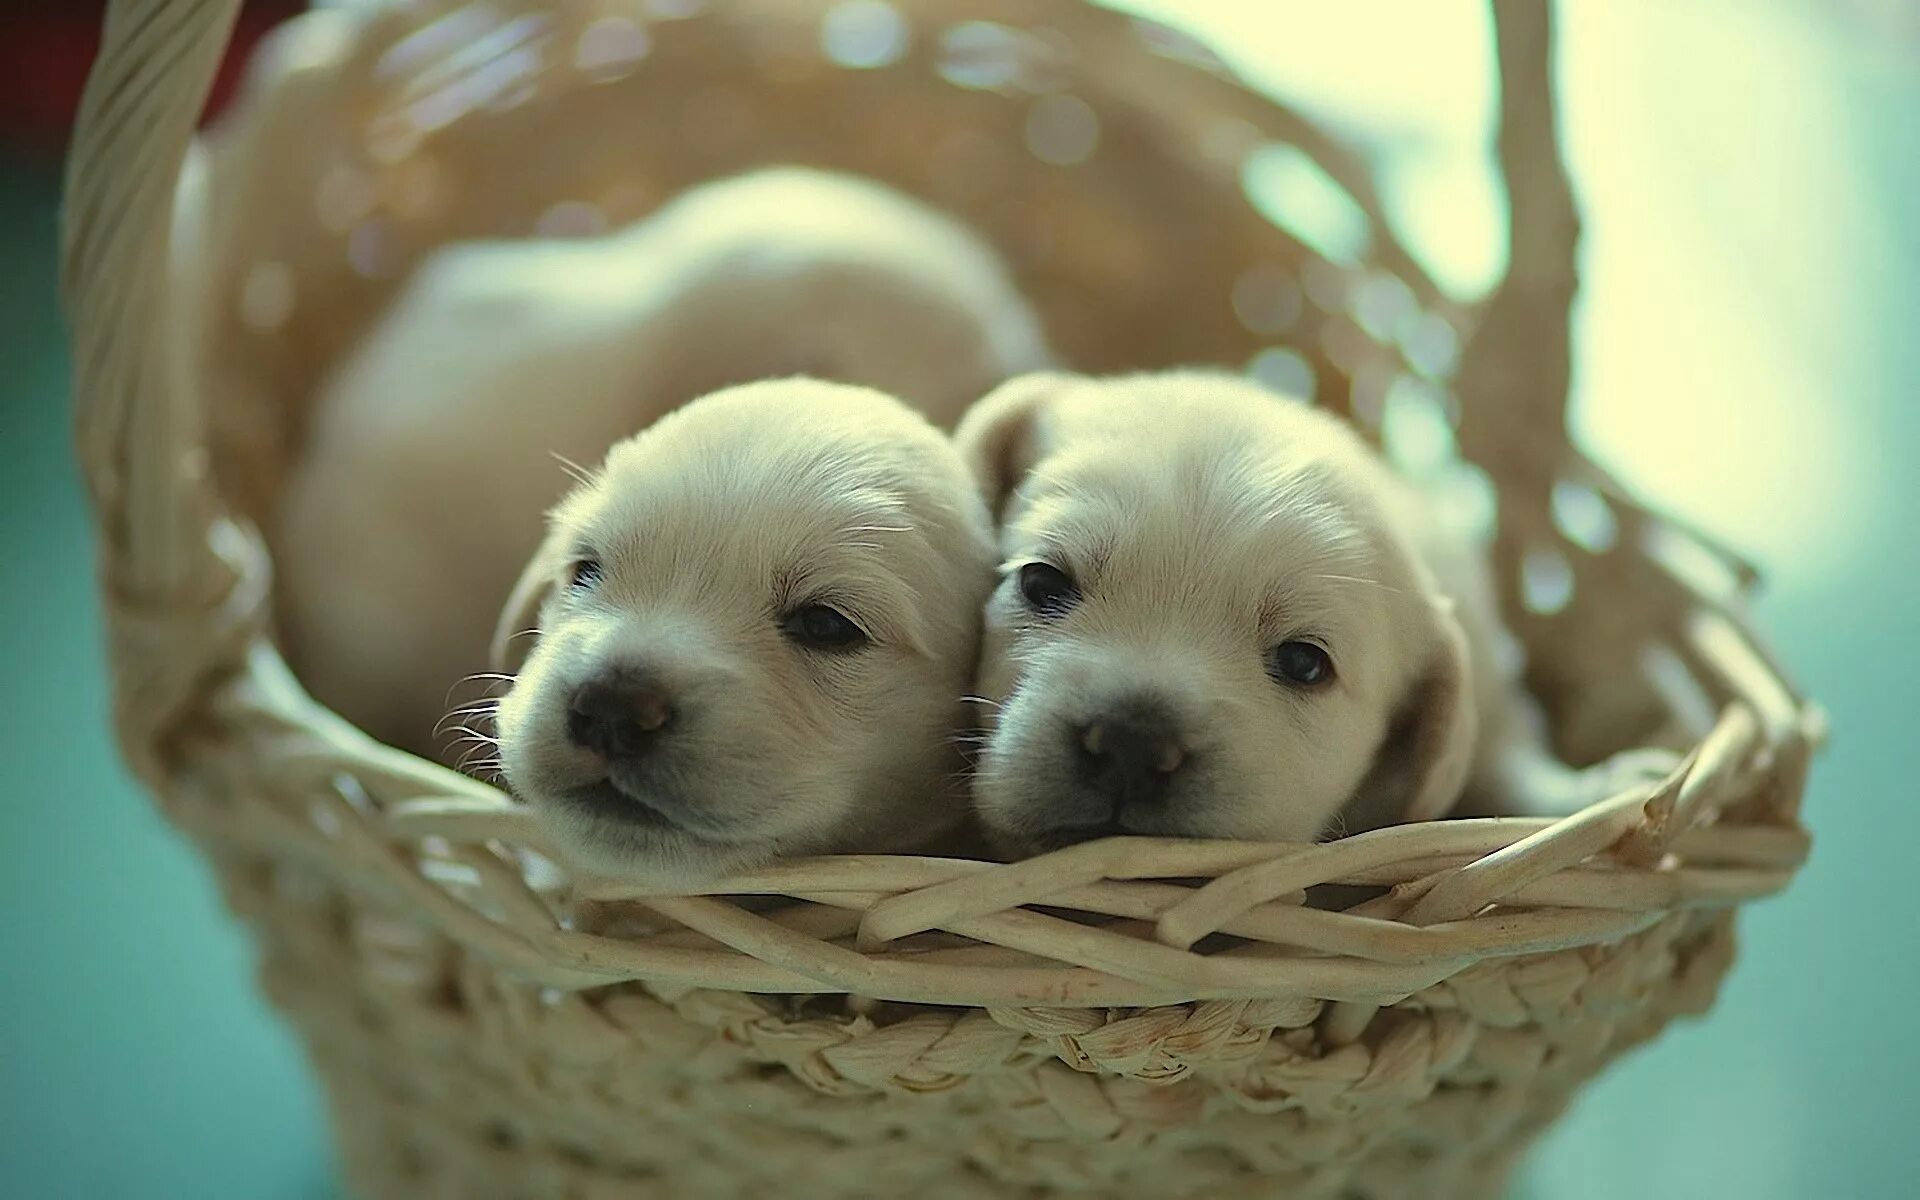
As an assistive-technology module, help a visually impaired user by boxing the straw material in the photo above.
[62,1,1819,1197]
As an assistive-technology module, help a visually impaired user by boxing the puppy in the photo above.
[274,167,1049,757]
[955,371,1675,855]
[490,379,996,883]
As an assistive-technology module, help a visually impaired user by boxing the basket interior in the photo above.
[194,1,1745,777]
[172,0,1810,871]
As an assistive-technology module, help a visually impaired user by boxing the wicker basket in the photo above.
[63,1,1820,1197]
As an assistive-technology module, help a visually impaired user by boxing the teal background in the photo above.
[2,2,1915,1196]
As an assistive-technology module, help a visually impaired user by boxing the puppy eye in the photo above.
[1267,640,1334,688]
[567,556,604,590]
[1017,562,1080,618]
[781,603,869,653]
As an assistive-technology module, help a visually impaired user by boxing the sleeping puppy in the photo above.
[955,371,1675,855]
[275,166,1049,759]
[491,379,997,883]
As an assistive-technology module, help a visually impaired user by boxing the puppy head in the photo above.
[493,379,996,884]
[955,372,1475,855]
[623,167,1054,429]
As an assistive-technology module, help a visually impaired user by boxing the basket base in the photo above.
[228,850,1734,1200]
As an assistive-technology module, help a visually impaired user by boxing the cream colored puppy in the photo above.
[491,379,996,883]
[956,371,1675,855]
[275,167,1049,758]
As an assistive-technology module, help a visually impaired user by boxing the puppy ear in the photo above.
[952,372,1077,516]
[490,525,569,674]
[1347,597,1479,830]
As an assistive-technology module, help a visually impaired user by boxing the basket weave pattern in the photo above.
[63,2,1817,1197]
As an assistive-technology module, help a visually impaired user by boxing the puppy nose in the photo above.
[1073,707,1186,806]
[567,678,675,761]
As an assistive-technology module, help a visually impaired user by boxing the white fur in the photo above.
[273,167,1050,759]
[492,380,997,884]
[954,371,1676,856]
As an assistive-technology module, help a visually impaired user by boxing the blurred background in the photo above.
[2,0,1914,1196]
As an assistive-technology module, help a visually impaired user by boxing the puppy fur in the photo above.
[274,167,1050,758]
[492,379,997,884]
[955,371,1676,856]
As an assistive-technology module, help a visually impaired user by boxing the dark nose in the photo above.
[1071,704,1187,809]
[567,677,675,761]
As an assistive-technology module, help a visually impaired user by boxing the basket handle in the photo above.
[64,0,240,591]
[1455,0,1581,477]
[63,0,245,776]
[64,0,240,589]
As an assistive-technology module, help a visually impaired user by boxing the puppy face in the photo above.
[494,380,996,884]
[956,372,1475,856]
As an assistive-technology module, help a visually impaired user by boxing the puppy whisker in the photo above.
[439,695,505,714]
[452,736,502,761]
[460,758,507,784]
[442,678,506,710]
[447,671,517,695]
[1312,573,1404,594]
[434,704,501,737]
[550,451,599,489]
[437,725,494,745]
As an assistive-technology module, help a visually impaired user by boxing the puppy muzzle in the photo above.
[1022,693,1195,843]
[567,674,676,762]
[1072,700,1186,804]
[552,662,739,837]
